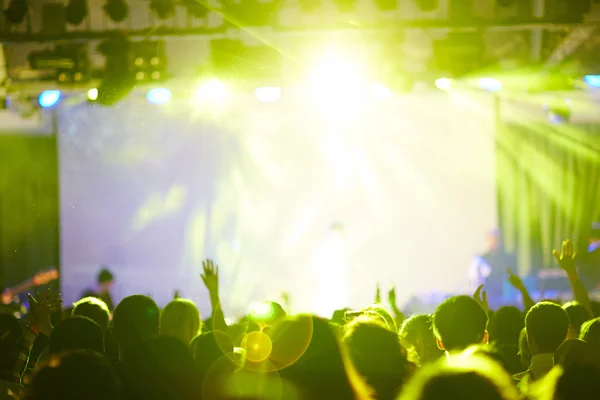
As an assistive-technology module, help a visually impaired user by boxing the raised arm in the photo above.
[200,259,228,333]
[387,286,405,327]
[553,239,594,319]
[507,269,535,312]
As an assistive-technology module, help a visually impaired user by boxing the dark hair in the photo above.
[398,355,518,400]
[112,295,159,348]
[433,296,488,351]
[97,268,114,284]
[49,316,104,355]
[563,301,590,335]
[580,317,600,350]
[73,297,111,331]
[121,336,196,400]
[25,350,121,400]
[344,318,416,400]
[525,301,569,354]
[489,306,524,346]
[400,314,443,365]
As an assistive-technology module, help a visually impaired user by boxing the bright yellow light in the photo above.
[371,83,393,99]
[308,59,366,108]
[435,78,455,91]
[87,88,99,101]
[191,78,228,106]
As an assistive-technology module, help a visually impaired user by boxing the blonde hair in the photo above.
[159,299,201,345]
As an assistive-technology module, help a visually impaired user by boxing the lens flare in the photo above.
[191,79,228,105]
[255,86,282,103]
[435,78,455,91]
[87,88,99,101]
[308,59,366,109]
[146,88,172,105]
[38,90,62,108]
[584,75,600,88]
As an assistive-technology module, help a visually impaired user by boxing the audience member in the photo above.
[72,296,110,332]
[111,295,159,360]
[49,316,104,355]
[400,314,444,365]
[159,298,201,346]
[24,350,121,400]
[579,317,600,350]
[563,301,590,336]
[343,317,416,400]
[518,327,532,371]
[432,296,488,352]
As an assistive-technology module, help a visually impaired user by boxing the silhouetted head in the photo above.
[160,298,201,346]
[400,314,444,365]
[73,297,110,332]
[25,350,121,400]
[433,296,488,352]
[111,295,159,353]
[49,316,104,355]
[525,302,569,355]
[580,317,600,351]
[489,306,524,346]
[344,317,416,400]
[97,268,114,292]
[563,301,590,335]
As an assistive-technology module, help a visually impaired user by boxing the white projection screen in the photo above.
[58,89,497,318]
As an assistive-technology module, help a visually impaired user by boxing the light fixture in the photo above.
[147,88,172,105]
[255,86,281,103]
[130,41,166,83]
[38,90,62,108]
[4,0,28,25]
[103,0,129,22]
[478,78,502,92]
[65,0,88,26]
[435,77,455,91]
[191,78,228,105]
[584,75,600,88]
[87,88,99,101]
[150,0,176,20]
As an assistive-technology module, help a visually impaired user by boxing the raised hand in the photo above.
[507,269,525,290]
[27,289,62,336]
[553,239,577,275]
[375,283,381,304]
[473,284,489,314]
[201,259,219,294]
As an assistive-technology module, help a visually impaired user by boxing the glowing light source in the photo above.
[255,86,281,103]
[435,78,455,91]
[478,78,503,92]
[191,78,228,105]
[87,88,99,101]
[584,75,600,88]
[146,88,172,105]
[308,59,366,108]
[38,90,61,108]
[371,83,393,99]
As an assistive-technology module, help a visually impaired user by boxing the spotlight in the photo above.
[192,78,228,104]
[147,88,172,105]
[308,59,366,109]
[414,0,438,12]
[103,0,129,22]
[150,0,176,20]
[435,78,455,91]
[38,90,62,108]
[4,0,28,25]
[65,0,88,26]
[130,41,166,82]
[478,78,502,92]
[584,75,600,88]
[87,88,99,101]
[255,86,281,103]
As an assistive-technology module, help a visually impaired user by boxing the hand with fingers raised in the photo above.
[473,284,489,314]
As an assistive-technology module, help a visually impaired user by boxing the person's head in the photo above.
[525,301,569,355]
[97,268,114,293]
[486,229,502,251]
[433,296,488,352]
[0,313,24,382]
[343,317,416,400]
[463,344,517,375]
[111,295,159,354]
[489,306,524,346]
[580,317,600,351]
[400,314,444,365]
[562,301,590,336]
[160,299,201,346]
[121,336,196,400]
[73,297,110,332]
[49,316,104,355]
[24,350,121,400]
[398,354,519,400]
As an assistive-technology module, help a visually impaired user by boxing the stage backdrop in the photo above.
[58,89,497,317]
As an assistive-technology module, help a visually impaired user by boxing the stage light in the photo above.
[103,0,128,22]
[255,86,281,103]
[371,83,393,99]
[415,0,438,12]
[435,78,455,91]
[147,88,172,105]
[130,41,166,83]
[191,79,228,105]
[65,0,88,25]
[584,75,600,88]
[308,59,366,107]
[4,0,28,24]
[87,88,99,101]
[38,90,62,108]
[150,0,176,20]
[478,78,503,92]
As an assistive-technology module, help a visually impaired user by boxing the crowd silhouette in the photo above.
[1,239,600,399]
